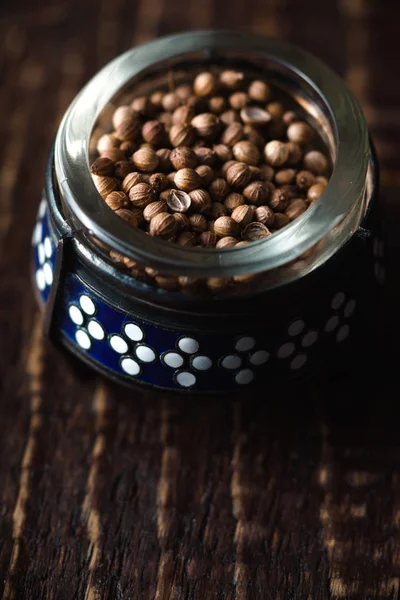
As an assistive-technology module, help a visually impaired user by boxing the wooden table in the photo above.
[1,0,399,597]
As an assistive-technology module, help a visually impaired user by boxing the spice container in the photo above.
[32,31,380,393]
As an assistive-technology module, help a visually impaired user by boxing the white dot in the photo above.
[221,354,242,370]
[235,336,256,352]
[302,330,318,348]
[288,320,305,337]
[79,295,96,315]
[163,352,184,368]
[38,198,47,218]
[33,222,43,245]
[124,323,144,342]
[277,342,295,359]
[38,243,45,265]
[176,371,196,387]
[235,369,254,385]
[249,350,269,365]
[43,262,53,286]
[44,236,53,259]
[121,357,141,376]
[344,299,356,318]
[69,305,84,326]
[290,354,307,370]
[324,315,339,333]
[75,329,91,350]
[332,292,345,310]
[135,344,156,363]
[36,269,45,291]
[87,319,106,341]
[109,335,129,354]
[178,337,199,354]
[336,325,350,343]
[192,355,212,370]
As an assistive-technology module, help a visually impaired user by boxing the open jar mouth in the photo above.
[54,30,370,279]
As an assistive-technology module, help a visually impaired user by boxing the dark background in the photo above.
[1,0,400,598]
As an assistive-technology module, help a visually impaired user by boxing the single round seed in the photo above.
[216,236,238,248]
[316,176,329,187]
[220,70,244,89]
[142,120,165,145]
[112,105,133,129]
[296,170,316,190]
[210,202,228,220]
[166,189,191,213]
[170,147,198,170]
[254,205,275,227]
[97,133,119,153]
[131,96,156,117]
[275,168,296,185]
[175,84,193,100]
[191,113,220,139]
[92,175,118,199]
[267,102,284,119]
[221,160,237,177]
[240,106,271,125]
[188,213,208,233]
[264,141,289,167]
[120,140,137,156]
[91,157,114,177]
[149,172,168,192]
[224,192,245,212]
[231,205,255,228]
[172,105,195,125]
[303,150,329,175]
[115,208,140,227]
[242,222,271,241]
[269,188,289,211]
[259,164,275,181]
[286,142,303,166]
[243,181,269,205]
[221,123,245,146]
[189,189,212,213]
[174,168,202,192]
[194,147,217,167]
[214,216,239,238]
[209,96,227,114]
[229,92,249,110]
[121,172,143,194]
[194,72,218,97]
[143,200,167,222]
[150,90,165,107]
[199,231,217,247]
[232,141,260,166]
[177,231,197,247]
[158,112,173,129]
[162,92,181,112]
[105,191,128,210]
[282,111,298,126]
[99,148,124,162]
[173,212,190,231]
[114,160,134,179]
[209,178,230,201]
[150,212,177,238]
[129,182,155,208]
[226,162,252,188]
[307,183,326,204]
[235,241,248,247]
[195,165,214,186]
[287,122,313,145]
[213,143,233,163]
[169,124,196,147]
[248,80,271,103]
[273,213,290,229]
[220,109,241,125]
[156,148,172,172]
[285,199,308,221]
[132,147,159,172]
[115,117,141,141]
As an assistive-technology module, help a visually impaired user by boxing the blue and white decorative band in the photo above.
[31,197,379,392]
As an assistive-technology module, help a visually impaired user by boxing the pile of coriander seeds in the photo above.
[90,68,331,291]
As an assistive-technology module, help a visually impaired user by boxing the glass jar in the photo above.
[32,31,380,393]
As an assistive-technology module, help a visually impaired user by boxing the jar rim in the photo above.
[54,30,370,277]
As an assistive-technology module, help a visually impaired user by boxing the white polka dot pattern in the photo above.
[235,369,254,385]
[277,342,295,359]
[178,337,199,354]
[43,263,53,286]
[163,352,184,369]
[192,355,212,371]
[302,330,318,348]
[79,295,96,316]
[288,320,305,337]
[249,350,269,365]
[325,315,339,333]
[124,323,144,342]
[235,337,256,352]
[69,305,84,326]
[87,320,105,341]
[135,345,156,363]
[121,357,141,376]
[36,269,45,292]
[109,335,129,354]
[221,355,242,370]
[44,237,53,259]
[38,244,45,265]
[75,329,91,350]
[176,372,196,387]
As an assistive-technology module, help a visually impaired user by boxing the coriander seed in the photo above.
[243,181,269,205]
[162,91,181,112]
[97,133,119,153]
[172,105,195,125]
[189,189,212,213]
[121,172,143,194]
[220,110,241,125]
[149,172,168,192]
[240,106,271,126]
[129,182,155,208]
[255,205,275,227]
[209,178,230,201]
[259,164,275,181]
[296,170,316,190]
[174,168,202,192]
[273,213,290,229]
[269,188,288,212]
[242,222,271,241]
[216,236,238,248]
[229,92,249,110]
[210,202,228,220]
[150,212,177,238]
[156,148,172,172]
[213,143,233,163]
[220,70,244,88]
[150,90,165,107]
[173,213,190,231]
[275,168,296,185]
[143,200,167,222]
[105,191,128,211]
[175,84,193,100]
[166,189,191,213]
[214,216,239,238]
[191,113,220,139]
[132,147,159,172]
[176,231,197,247]
[112,105,133,129]
[115,117,141,141]
[232,141,260,166]
[114,160,134,179]
[92,175,118,199]
[199,231,217,247]
[131,96,156,117]
[224,192,245,212]
[226,162,251,188]
[99,148,124,163]
[303,150,328,175]
[282,111,298,126]
[285,199,308,221]
[188,213,208,233]
[264,140,289,167]
[195,165,214,186]
[91,157,114,176]
[231,205,255,228]
[170,147,198,170]
[286,142,303,166]
[194,147,217,167]
[169,123,196,147]
[142,120,165,145]
[194,72,218,97]
[209,96,227,114]
[266,102,284,119]
[221,123,245,146]
[287,122,313,145]
[115,208,141,227]
[248,80,271,103]
[307,183,325,204]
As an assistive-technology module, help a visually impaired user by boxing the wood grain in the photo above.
[1,0,400,598]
